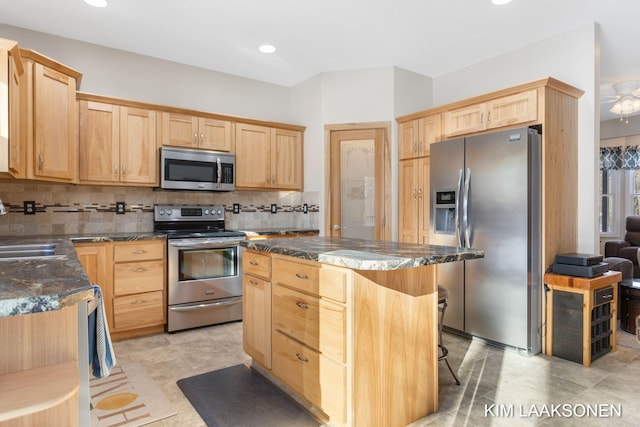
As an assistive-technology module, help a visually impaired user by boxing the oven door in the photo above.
[167,238,243,306]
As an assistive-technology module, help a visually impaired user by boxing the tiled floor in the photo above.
[112,322,640,427]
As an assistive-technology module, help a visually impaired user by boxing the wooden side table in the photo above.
[544,271,621,367]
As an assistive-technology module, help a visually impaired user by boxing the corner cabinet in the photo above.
[16,48,82,182]
[235,122,304,191]
[160,111,233,152]
[78,94,159,186]
[74,239,167,340]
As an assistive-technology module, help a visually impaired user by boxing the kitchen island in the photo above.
[240,237,483,427]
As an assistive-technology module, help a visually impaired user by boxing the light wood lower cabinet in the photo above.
[74,239,166,340]
[242,250,272,369]
[243,250,439,427]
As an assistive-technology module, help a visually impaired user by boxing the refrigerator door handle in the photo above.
[463,167,471,248]
[455,168,463,247]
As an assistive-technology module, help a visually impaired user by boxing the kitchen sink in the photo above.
[0,243,65,261]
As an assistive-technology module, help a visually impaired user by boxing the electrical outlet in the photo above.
[303,203,308,214]
[271,204,277,214]
[23,201,36,215]
[233,203,240,214]
[116,202,126,215]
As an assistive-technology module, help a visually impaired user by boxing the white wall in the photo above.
[601,115,640,139]
[434,23,599,253]
[0,24,294,123]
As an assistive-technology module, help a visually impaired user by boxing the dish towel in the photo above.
[88,284,116,378]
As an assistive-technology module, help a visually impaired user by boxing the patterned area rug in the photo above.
[90,363,176,427]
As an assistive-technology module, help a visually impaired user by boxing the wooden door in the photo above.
[398,159,419,243]
[199,117,232,152]
[327,126,390,240]
[272,128,302,190]
[160,112,198,148]
[399,120,419,160]
[32,62,77,181]
[235,122,271,188]
[119,107,157,184]
[79,100,120,183]
[418,156,430,244]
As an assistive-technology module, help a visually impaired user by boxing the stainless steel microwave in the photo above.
[160,147,236,191]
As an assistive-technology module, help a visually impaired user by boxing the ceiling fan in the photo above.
[603,81,640,123]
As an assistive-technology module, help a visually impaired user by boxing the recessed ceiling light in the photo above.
[259,44,276,54]
[492,0,512,4]
[84,0,108,7]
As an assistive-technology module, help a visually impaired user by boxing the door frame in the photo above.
[324,122,391,240]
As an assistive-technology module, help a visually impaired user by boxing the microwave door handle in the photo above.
[217,158,222,189]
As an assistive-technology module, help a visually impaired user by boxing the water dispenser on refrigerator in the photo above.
[434,190,456,234]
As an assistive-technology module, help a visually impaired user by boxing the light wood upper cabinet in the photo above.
[398,156,430,244]
[79,98,158,186]
[399,115,441,160]
[22,51,81,183]
[444,89,537,138]
[161,112,232,152]
[0,39,25,178]
[236,122,303,191]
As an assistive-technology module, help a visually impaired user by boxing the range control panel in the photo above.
[154,204,225,221]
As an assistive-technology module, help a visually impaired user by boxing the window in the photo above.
[599,168,621,237]
[629,170,640,216]
[600,169,614,233]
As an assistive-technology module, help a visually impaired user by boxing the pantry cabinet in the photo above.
[74,239,166,340]
[235,122,303,190]
[78,96,158,186]
[161,111,233,152]
[398,114,441,160]
[20,49,82,182]
[398,156,430,243]
[443,89,537,138]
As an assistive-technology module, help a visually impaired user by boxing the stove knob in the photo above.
[204,209,210,215]
[217,209,222,215]
[166,209,172,216]
[159,209,165,215]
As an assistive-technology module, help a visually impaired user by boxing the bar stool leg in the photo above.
[438,290,460,385]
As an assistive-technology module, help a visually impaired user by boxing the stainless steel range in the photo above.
[154,204,246,332]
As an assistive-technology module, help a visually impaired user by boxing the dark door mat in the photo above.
[177,364,322,427]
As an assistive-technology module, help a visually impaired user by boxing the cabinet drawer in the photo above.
[243,250,272,279]
[113,260,164,295]
[114,241,164,262]
[273,257,346,302]
[272,331,321,406]
[273,284,345,362]
[594,286,614,306]
[113,291,164,331]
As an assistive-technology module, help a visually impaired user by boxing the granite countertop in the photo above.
[235,228,319,237]
[241,236,484,270]
[0,232,167,318]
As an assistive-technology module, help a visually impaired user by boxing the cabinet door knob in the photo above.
[249,260,259,266]
[193,132,198,145]
[121,164,126,177]
[249,279,259,286]
[38,154,44,171]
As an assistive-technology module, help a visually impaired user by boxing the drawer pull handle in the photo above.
[132,267,147,272]
[295,353,308,363]
[295,273,308,280]
[132,249,148,254]
[249,279,259,286]
[296,302,308,310]
[601,294,613,299]
[131,300,145,305]
[249,260,259,266]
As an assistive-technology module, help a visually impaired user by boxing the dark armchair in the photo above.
[604,216,640,278]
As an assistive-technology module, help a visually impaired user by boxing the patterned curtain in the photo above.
[600,146,640,170]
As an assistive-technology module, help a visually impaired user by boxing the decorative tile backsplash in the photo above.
[0,182,320,236]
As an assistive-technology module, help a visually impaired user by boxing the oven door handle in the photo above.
[168,240,243,249]
[168,297,243,312]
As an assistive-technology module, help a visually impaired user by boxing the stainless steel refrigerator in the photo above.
[430,126,542,355]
